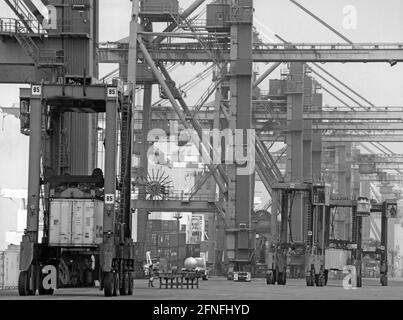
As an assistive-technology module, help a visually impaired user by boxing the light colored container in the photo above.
[0,252,4,288]
[49,199,72,245]
[325,248,350,271]
[0,245,20,288]
[72,200,103,246]
[49,199,103,246]
[184,257,197,270]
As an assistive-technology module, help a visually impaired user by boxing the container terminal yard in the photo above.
[0,0,403,301]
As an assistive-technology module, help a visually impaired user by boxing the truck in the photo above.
[226,265,251,282]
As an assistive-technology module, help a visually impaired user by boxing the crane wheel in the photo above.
[18,271,30,296]
[314,274,320,286]
[128,273,134,295]
[357,276,362,288]
[120,272,129,296]
[380,275,387,286]
[113,272,120,296]
[18,270,36,296]
[266,272,273,285]
[280,270,287,285]
[306,275,314,287]
[266,271,276,285]
[324,270,329,286]
[317,275,325,287]
[277,272,286,285]
[104,272,114,297]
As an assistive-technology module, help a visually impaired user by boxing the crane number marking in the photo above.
[107,87,117,98]
[32,85,42,96]
[105,194,115,204]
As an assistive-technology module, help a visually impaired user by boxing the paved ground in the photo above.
[1,277,402,300]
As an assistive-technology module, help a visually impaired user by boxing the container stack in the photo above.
[186,243,201,258]
[0,244,20,289]
[145,219,187,269]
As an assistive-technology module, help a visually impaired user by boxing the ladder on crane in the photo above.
[14,32,40,64]
[4,0,63,67]
[118,95,133,244]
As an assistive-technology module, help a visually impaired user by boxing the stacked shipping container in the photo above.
[186,243,201,258]
[0,244,20,289]
[145,219,187,269]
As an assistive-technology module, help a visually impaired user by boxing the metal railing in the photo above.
[0,18,46,34]
[150,42,228,52]
[140,4,179,13]
[148,42,403,52]
[253,42,403,51]
[133,189,217,202]
[5,0,40,32]
[0,286,17,290]
[98,41,403,55]
[37,49,65,66]
[0,17,65,66]
[321,106,403,112]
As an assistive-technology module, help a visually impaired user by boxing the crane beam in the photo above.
[133,109,403,122]
[98,42,403,63]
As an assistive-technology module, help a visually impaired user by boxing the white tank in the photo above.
[184,257,205,270]
[184,257,197,270]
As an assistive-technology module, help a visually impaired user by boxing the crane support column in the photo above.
[286,63,305,243]
[352,205,363,287]
[19,90,42,295]
[380,203,389,286]
[312,132,322,181]
[24,94,42,247]
[224,0,254,280]
[311,85,323,183]
[136,83,153,258]
[335,145,351,240]
[100,97,119,274]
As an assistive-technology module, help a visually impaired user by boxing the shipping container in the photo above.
[186,243,201,258]
[0,253,3,288]
[167,233,186,246]
[0,245,20,289]
[206,3,231,31]
[325,248,351,270]
[200,241,208,252]
[49,199,103,246]
[148,219,178,232]
[269,79,286,96]
[150,231,185,247]
[140,0,179,14]
[148,220,162,232]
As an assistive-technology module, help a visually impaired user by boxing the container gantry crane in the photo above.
[0,0,402,296]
